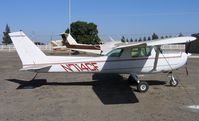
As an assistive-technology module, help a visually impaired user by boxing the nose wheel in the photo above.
[169,75,179,87]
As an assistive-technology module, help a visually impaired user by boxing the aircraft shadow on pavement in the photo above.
[92,73,139,104]
[92,74,166,104]
[6,74,166,105]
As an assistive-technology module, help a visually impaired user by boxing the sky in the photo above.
[1,0,199,43]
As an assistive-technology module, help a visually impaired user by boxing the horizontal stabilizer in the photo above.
[20,65,51,71]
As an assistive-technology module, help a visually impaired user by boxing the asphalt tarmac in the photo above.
[0,51,199,121]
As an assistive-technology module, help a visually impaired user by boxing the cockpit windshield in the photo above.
[106,49,123,57]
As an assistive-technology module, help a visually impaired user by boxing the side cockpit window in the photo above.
[106,49,123,57]
[131,47,152,57]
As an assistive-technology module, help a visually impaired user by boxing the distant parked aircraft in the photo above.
[61,33,121,55]
[51,40,67,51]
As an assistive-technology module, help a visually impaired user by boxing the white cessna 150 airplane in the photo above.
[9,31,196,92]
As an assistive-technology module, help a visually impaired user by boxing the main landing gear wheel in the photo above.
[129,74,149,93]
[137,81,149,93]
[170,76,179,87]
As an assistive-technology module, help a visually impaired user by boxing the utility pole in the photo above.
[68,0,71,34]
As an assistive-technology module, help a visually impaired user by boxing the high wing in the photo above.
[115,36,196,49]
[147,37,196,46]
[115,43,147,49]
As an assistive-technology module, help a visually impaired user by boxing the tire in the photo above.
[170,78,179,87]
[137,81,149,93]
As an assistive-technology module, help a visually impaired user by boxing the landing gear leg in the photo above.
[128,74,138,83]
[129,74,149,93]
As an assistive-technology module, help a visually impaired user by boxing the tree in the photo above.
[130,38,133,42]
[138,37,142,42]
[126,38,129,42]
[143,37,147,41]
[178,33,184,37]
[64,21,101,44]
[152,33,159,40]
[188,33,199,53]
[121,36,125,43]
[2,24,12,45]
[134,38,138,42]
[191,33,199,38]
[34,42,45,45]
[147,36,151,41]
[161,36,164,39]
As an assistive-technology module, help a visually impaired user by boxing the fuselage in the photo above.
[9,31,194,76]
[25,48,188,74]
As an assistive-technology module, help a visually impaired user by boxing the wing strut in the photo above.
[152,46,160,71]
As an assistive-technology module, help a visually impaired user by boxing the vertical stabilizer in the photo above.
[61,33,78,45]
[67,34,78,45]
[9,31,47,65]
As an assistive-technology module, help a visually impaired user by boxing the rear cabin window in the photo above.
[131,47,152,57]
[106,49,123,57]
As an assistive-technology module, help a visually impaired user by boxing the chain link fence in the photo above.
[0,45,52,52]
[0,44,185,52]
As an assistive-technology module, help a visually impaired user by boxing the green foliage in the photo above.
[188,33,199,53]
[2,24,12,45]
[152,33,159,40]
[134,38,138,42]
[191,33,199,38]
[147,36,151,41]
[65,21,101,44]
[161,36,164,39]
[138,38,142,42]
[143,37,147,41]
[121,36,125,43]
[178,33,184,37]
